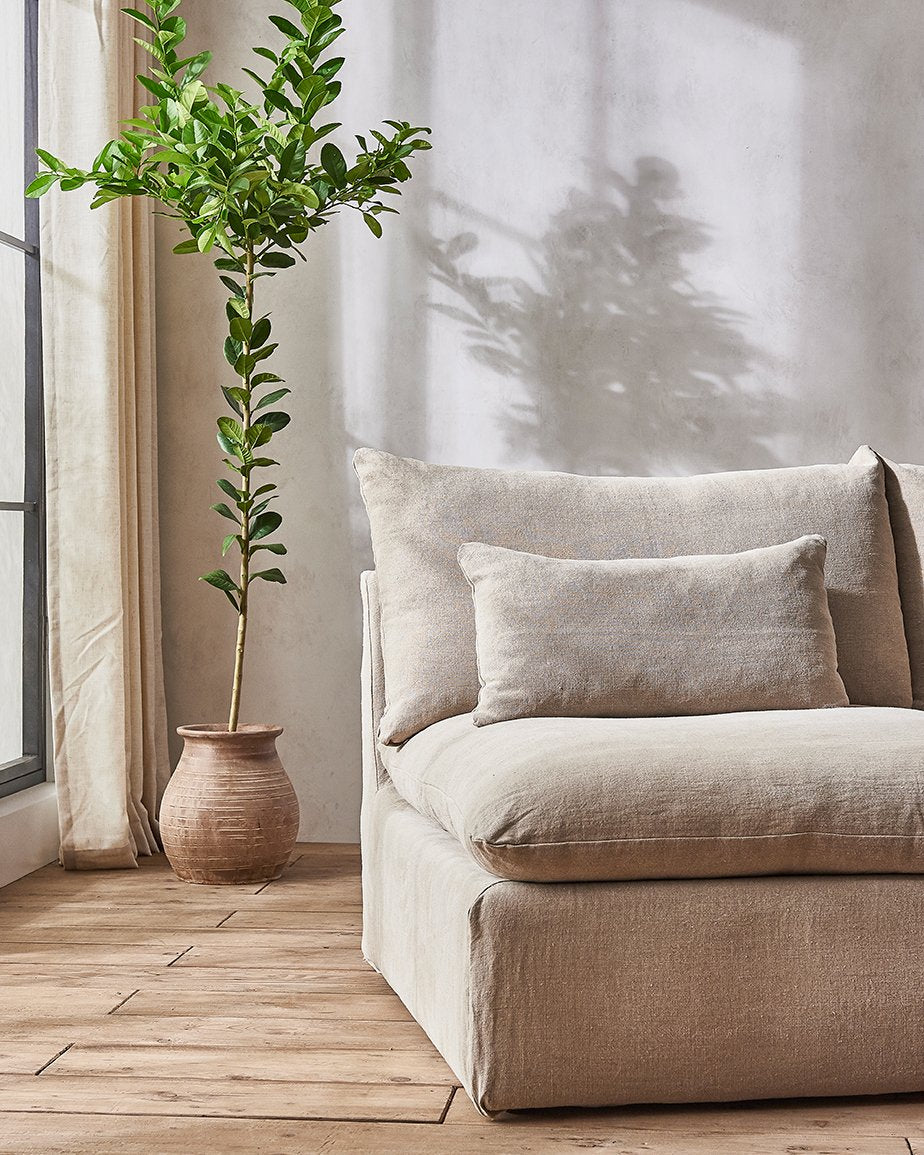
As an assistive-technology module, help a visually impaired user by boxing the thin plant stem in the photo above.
[228,246,255,732]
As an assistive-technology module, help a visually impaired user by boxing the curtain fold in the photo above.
[40,1,170,869]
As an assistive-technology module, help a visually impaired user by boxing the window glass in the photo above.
[0,513,25,767]
[0,0,25,239]
[0,243,26,500]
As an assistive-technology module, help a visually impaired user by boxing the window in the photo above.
[1,0,46,800]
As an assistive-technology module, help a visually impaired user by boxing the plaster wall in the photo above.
[156,1,924,839]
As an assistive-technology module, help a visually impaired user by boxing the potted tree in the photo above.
[28,0,430,883]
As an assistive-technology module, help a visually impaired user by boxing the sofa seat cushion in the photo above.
[380,708,924,882]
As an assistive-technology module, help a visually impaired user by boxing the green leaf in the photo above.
[259,411,290,433]
[217,478,241,501]
[210,501,239,523]
[259,252,296,269]
[253,541,287,555]
[268,14,302,38]
[217,430,236,454]
[250,343,279,364]
[251,372,284,386]
[242,66,269,90]
[230,315,253,342]
[278,138,306,181]
[173,237,200,254]
[250,495,276,516]
[138,74,170,99]
[122,7,157,31]
[185,50,212,81]
[214,257,245,273]
[200,568,239,593]
[362,212,382,238]
[320,141,347,186]
[254,387,291,410]
[224,336,243,366]
[251,317,271,347]
[264,88,296,114]
[221,385,243,416]
[217,416,243,444]
[252,567,287,583]
[221,532,241,557]
[219,275,244,298]
[317,56,345,80]
[35,148,64,171]
[251,510,282,540]
[24,172,59,198]
[197,224,218,252]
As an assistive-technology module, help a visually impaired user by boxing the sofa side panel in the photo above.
[360,777,499,1104]
[469,873,924,1112]
[359,570,387,794]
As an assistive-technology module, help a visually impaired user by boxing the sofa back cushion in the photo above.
[880,456,924,707]
[354,446,911,744]
[458,537,848,725]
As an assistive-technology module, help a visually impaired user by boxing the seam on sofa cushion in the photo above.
[473,831,924,848]
[387,768,473,846]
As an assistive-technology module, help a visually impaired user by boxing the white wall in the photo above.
[156,0,924,840]
[0,784,58,888]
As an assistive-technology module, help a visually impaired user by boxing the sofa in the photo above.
[354,444,924,1116]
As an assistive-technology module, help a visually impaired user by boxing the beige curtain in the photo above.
[40,1,170,868]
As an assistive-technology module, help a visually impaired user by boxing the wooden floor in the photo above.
[0,845,922,1154]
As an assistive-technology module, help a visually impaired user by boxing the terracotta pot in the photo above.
[160,724,299,885]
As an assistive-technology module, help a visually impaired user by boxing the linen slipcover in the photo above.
[458,536,847,724]
[879,455,924,707]
[381,708,924,881]
[363,782,924,1113]
[354,446,911,744]
[360,572,924,1113]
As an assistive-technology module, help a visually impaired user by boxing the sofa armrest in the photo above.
[360,570,388,791]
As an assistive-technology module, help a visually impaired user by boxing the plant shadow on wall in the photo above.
[429,158,781,475]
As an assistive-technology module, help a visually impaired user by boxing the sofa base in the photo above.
[362,782,924,1115]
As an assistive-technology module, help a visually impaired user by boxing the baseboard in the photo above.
[0,783,59,888]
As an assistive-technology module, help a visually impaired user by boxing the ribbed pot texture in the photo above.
[160,724,300,885]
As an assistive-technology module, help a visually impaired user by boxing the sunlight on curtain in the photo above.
[40,0,170,868]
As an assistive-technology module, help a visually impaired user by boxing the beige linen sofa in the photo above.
[355,445,924,1116]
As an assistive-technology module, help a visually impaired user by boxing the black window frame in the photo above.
[0,0,47,800]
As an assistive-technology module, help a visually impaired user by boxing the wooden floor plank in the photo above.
[0,965,391,992]
[0,1114,907,1155]
[0,927,360,948]
[172,942,368,970]
[1,841,916,1151]
[0,902,238,931]
[0,1075,451,1123]
[46,1042,455,1084]
[0,1043,71,1077]
[219,909,363,931]
[0,989,132,1018]
[0,944,185,967]
[112,989,413,1020]
[445,1086,924,1136]
[7,1016,440,1054]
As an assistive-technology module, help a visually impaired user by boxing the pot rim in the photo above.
[177,723,284,739]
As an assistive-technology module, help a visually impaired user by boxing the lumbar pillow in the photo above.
[353,446,909,744]
[457,537,849,725]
